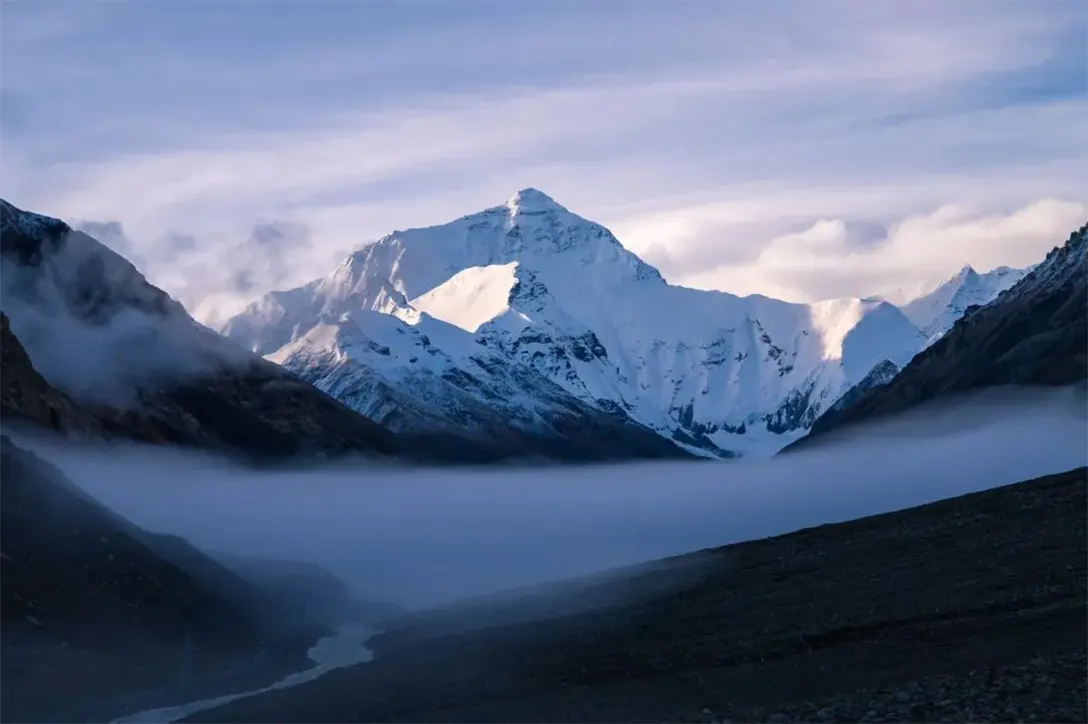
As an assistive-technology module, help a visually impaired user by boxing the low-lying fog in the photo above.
[15,386,1087,612]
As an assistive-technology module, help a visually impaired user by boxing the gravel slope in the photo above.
[188,466,1088,723]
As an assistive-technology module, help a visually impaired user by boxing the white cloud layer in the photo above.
[2,0,1084,321]
[18,385,1088,608]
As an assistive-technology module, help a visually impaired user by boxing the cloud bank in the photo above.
[17,385,1088,610]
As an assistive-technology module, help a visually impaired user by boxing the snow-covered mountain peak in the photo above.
[945,263,1031,294]
[221,193,940,457]
[952,264,978,282]
[327,191,664,304]
[505,187,568,216]
[895,263,1031,344]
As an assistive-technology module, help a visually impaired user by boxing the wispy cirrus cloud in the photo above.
[2,0,1084,321]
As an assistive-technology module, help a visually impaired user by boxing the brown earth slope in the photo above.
[189,467,1088,724]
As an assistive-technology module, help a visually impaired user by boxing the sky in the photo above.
[2,0,1086,324]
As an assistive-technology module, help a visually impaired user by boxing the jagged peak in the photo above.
[952,264,978,282]
[505,188,568,215]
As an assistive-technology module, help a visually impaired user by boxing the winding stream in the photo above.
[114,622,375,723]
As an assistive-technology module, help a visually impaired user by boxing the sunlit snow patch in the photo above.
[410,262,520,333]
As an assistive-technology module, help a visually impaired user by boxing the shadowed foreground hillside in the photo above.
[0,436,390,723]
[0,436,266,722]
[190,466,1088,723]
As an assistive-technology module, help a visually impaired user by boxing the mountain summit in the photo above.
[223,191,928,456]
[505,187,568,215]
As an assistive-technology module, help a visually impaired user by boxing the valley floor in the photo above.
[186,466,1088,723]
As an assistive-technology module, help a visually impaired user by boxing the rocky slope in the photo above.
[793,223,1087,449]
[223,189,927,457]
[186,466,1088,723]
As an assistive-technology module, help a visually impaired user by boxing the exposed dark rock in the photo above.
[292,342,692,464]
[764,380,821,434]
[569,332,609,363]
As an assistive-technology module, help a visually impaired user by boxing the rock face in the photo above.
[794,223,1087,448]
[222,189,927,457]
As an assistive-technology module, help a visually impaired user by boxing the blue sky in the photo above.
[2,0,1085,323]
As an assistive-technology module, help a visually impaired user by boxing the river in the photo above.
[114,622,376,723]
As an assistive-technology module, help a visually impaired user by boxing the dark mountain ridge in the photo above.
[1,198,408,463]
